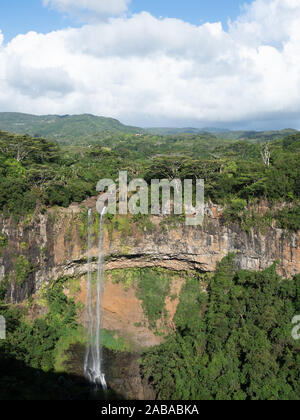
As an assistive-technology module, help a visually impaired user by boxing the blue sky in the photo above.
[0,0,249,42]
[131,0,249,26]
[0,0,299,129]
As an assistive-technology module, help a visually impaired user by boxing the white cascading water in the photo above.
[84,207,107,390]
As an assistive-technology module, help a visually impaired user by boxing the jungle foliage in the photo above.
[0,129,300,229]
[0,279,85,399]
[142,255,300,400]
[0,280,78,372]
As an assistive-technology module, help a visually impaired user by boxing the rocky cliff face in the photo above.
[0,197,299,305]
[2,199,298,400]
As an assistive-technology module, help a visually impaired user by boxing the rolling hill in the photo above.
[146,126,298,140]
[0,112,143,141]
[0,113,298,145]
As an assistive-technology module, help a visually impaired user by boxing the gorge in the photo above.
[0,196,299,396]
[0,195,299,399]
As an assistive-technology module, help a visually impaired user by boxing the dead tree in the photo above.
[261,144,271,166]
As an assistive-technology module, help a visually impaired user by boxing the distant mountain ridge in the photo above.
[145,127,209,135]
[145,126,298,141]
[0,112,298,143]
[145,127,232,135]
[0,112,143,140]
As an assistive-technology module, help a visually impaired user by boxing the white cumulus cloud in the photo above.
[229,0,300,47]
[0,0,300,129]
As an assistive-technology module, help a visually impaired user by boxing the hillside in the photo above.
[0,112,143,141]
[146,126,298,140]
[145,127,210,135]
[0,113,297,144]
[217,128,298,141]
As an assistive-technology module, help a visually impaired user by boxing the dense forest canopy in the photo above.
[0,128,299,230]
[142,256,300,400]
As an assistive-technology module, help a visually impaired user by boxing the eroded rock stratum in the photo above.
[0,198,299,305]
[1,199,299,398]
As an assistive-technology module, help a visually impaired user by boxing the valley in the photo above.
[0,114,299,400]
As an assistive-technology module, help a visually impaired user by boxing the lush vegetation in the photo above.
[0,112,142,141]
[142,255,300,400]
[0,276,131,400]
[0,117,300,400]
[1,127,300,230]
[0,280,78,372]
[0,131,129,217]
[0,279,87,399]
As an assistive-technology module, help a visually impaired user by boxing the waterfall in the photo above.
[84,207,107,390]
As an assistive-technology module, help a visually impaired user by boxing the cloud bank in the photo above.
[0,0,300,128]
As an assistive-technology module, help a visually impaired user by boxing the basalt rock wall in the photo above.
[0,198,299,303]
